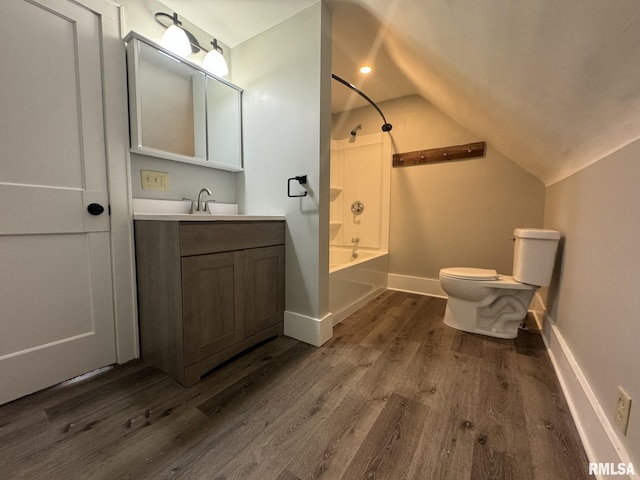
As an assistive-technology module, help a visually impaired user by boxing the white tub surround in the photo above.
[329,246,387,273]
[329,247,388,326]
[329,133,391,250]
[329,132,391,329]
[387,273,447,298]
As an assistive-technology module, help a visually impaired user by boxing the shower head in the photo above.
[350,124,362,136]
[382,123,393,132]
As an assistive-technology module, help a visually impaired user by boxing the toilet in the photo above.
[439,228,561,339]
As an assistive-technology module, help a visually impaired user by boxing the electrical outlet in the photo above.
[614,386,632,435]
[141,170,169,191]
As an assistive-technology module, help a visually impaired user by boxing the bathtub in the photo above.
[329,246,389,326]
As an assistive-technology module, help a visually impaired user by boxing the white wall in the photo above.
[544,138,640,467]
[232,2,332,321]
[129,154,236,203]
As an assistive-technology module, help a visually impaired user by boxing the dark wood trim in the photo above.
[392,141,486,167]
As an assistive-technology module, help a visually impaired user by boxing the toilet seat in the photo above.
[439,269,535,290]
[440,267,499,281]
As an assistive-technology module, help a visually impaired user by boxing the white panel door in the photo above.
[0,0,116,404]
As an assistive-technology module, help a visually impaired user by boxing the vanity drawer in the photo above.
[179,221,285,256]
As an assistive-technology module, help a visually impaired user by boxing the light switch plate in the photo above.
[141,170,169,191]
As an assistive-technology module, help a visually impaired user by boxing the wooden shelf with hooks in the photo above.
[392,141,485,167]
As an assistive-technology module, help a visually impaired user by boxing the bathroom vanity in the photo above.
[134,216,285,386]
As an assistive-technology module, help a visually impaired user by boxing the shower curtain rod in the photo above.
[331,73,392,132]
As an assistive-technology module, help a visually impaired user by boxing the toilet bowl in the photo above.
[439,229,560,339]
[439,268,536,339]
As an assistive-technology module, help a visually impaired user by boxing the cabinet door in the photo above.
[128,39,206,161]
[206,75,242,171]
[182,251,244,365]
[245,245,285,337]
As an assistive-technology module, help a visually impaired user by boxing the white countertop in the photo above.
[134,213,285,221]
[132,199,284,221]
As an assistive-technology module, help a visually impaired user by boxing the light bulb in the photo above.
[162,24,191,58]
[204,49,229,77]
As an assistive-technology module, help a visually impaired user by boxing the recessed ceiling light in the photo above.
[359,65,372,74]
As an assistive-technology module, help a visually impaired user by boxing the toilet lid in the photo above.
[440,267,499,280]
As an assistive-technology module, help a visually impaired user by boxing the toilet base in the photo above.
[443,304,519,339]
[443,288,535,339]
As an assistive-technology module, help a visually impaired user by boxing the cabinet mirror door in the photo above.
[129,39,206,162]
[206,75,242,170]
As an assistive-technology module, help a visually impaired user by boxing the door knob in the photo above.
[87,203,105,215]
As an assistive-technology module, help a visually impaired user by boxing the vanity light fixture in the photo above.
[154,12,229,76]
[203,39,229,77]
[155,12,192,58]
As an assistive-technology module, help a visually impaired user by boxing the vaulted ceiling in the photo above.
[162,0,640,185]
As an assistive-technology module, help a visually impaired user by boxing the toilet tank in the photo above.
[512,228,561,286]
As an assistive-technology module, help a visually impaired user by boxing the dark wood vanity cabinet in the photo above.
[134,220,285,386]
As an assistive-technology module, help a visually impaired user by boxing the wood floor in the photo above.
[0,291,590,479]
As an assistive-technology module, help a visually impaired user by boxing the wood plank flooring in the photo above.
[0,292,590,479]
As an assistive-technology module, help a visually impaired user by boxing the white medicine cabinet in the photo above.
[125,32,243,172]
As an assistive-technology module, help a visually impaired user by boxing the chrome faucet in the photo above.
[196,187,213,212]
[351,236,360,243]
[183,189,213,214]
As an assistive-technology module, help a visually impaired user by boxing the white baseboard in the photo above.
[284,310,333,347]
[532,293,637,480]
[387,273,447,298]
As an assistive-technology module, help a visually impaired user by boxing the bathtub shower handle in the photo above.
[351,200,365,215]
[351,237,360,243]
